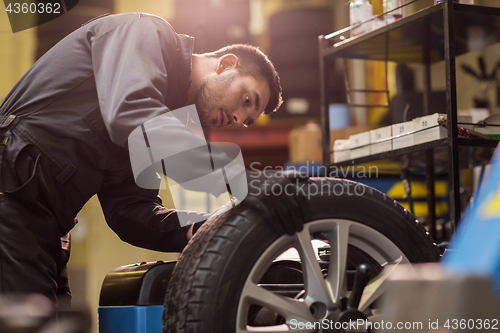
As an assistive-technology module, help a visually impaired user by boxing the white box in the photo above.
[333,139,351,162]
[392,134,414,149]
[392,121,413,137]
[333,139,351,151]
[370,125,393,143]
[459,108,490,124]
[351,146,371,159]
[413,114,472,144]
[457,115,472,129]
[334,150,351,162]
[392,121,414,149]
[413,114,445,144]
[413,113,444,131]
[473,126,500,138]
[349,131,371,148]
[414,126,447,144]
[413,113,472,130]
[369,125,393,154]
[371,141,393,154]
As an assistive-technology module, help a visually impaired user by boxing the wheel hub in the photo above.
[322,264,372,332]
[309,301,328,319]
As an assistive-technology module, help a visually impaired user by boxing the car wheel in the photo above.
[163,178,440,333]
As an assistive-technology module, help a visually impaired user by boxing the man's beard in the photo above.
[193,72,235,127]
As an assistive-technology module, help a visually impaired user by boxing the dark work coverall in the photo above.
[0,13,209,306]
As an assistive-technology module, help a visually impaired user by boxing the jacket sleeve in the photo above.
[97,173,209,252]
[91,14,180,148]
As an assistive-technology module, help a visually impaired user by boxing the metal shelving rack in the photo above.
[319,0,500,238]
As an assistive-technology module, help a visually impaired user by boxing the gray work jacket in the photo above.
[0,13,208,252]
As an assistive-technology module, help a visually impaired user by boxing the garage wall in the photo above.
[0,9,35,102]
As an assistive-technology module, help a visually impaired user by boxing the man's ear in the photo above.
[216,54,238,74]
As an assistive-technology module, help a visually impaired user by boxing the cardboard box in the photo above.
[289,124,372,163]
[289,122,323,163]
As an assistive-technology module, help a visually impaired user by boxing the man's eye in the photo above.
[244,95,250,106]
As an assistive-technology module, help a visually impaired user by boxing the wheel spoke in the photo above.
[295,227,332,306]
[242,282,315,323]
[326,221,351,302]
[358,257,407,312]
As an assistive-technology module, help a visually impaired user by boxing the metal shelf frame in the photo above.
[319,0,500,238]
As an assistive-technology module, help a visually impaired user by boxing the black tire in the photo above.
[162,178,440,333]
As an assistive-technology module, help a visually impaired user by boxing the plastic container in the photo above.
[350,0,373,36]
[329,103,350,129]
[383,0,404,24]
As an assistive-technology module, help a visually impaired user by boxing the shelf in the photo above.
[457,137,500,147]
[329,139,447,167]
[329,137,499,168]
[319,0,500,237]
[321,3,500,64]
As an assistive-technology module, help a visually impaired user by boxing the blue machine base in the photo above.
[98,305,163,333]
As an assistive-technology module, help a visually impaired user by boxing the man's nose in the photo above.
[231,108,247,126]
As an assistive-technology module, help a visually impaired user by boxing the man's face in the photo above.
[194,70,271,128]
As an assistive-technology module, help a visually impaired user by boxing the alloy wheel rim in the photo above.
[236,218,411,332]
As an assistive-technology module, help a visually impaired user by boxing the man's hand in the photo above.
[186,224,195,241]
[186,220,206,241]
[242,177,308,235]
